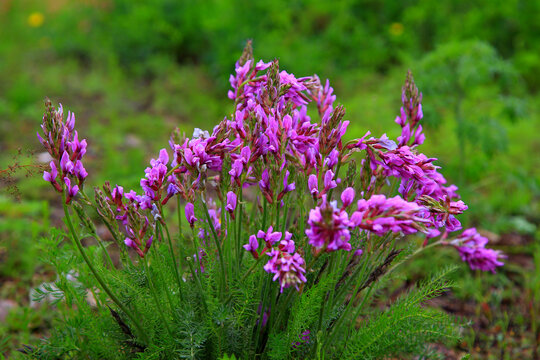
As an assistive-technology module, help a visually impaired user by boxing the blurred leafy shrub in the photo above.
[415,41,526,164]
[45,0,540,90]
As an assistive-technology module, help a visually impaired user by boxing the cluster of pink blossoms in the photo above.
[244,227,306,292]
[38,101,88,204]
[40,49,504,292]
[447,228,505,273]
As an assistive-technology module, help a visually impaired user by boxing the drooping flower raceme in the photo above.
[447,228,505,273]
[349,194,428,236]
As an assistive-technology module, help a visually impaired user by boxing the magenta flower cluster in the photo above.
[448,228,505,273]
[38,102,88,203]
[244,227,306,292]
[39,52,504,293]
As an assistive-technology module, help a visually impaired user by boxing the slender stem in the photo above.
[224,255,265,306]
[281,199,289,234]
[143,256,173,338]
[185,254,208,311]
[95,209,131,265]
[176,196,183,235]
[150,246,176,318]
[240,256,265,283]
[62,195,149,345]
[272,288,295,330]
[325,249,374,348]
[160,220,184,301]
[201,195,226,294]
[94,234,115,270]
[387,240,442,275]
[237,188,244,270]
[327,159,342,200]
[275,200,280,231]
[191,226,202,274]
[73,193,114,268]
[317,255,334,338]
[262,197,267,230]
[254,274,272,353]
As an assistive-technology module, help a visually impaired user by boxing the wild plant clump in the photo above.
[32,43,504,359]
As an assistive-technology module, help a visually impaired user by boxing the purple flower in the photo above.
[185,202,197,227]
[257,226,283,248]
[240,146,251,163]
[43,161,62,192]
[259,169,273,203]
[324,149,339,169]
[395,73,424,147]
[344,130,371,151]
[60,151,74,174]
[207,203,222,234]
[193,247,207,273]
[292,330,311,349]
[313,77,336,117]
[67,131,87,160]
[124,238,136,249]
[308,174,319,197]
[278,232,295,253]
[323,170,337,192]
[243,235,259,258]
[282,170,296,192]
[449,200,468,214]
[449,228,505,273]
[158,148,169,165]
[162,182,181,205]
[145,236,153,250]
[63,177,79,204]
[43,161,57,183]
[225,191,237,218]
[263,249,307,292]
[124,237,146,258]
[277,170,296,201]
[306,196,351,252]
[73,160,88,185]
[341,187,355,208]
[229,159,244,185]
[350,194,427,236]
[256,303,271,328]
[140,149,170,206]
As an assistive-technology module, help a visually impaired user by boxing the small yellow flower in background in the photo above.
[389,22,404,37]
[28,12,44,28]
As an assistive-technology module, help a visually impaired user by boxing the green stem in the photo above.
[143,256,173,338]
[262,197,267,230]
[191,225,202,274]
[237,188,244,270]
[327,159,342,200]
[176,196,183,235]
[317,255,335,338]
[185,253,208,311]
[224,255,265,306]
[150,247,175,318]
[74,192,114,268]
[275,200,280,231]
[201,195,226,294]
[62,195,149,345]
[387,240,442,275]
[160,220,184,301]
[272,288,295,330]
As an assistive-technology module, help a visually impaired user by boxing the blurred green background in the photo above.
[0,0,539,358]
